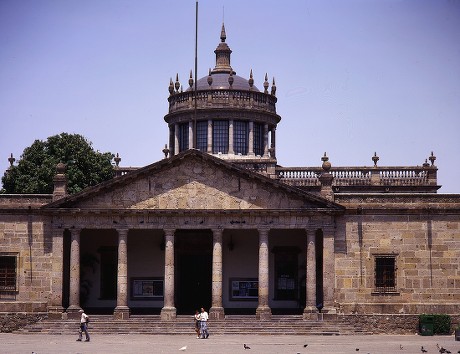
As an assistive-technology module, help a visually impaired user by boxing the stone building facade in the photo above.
[0,25,459,325]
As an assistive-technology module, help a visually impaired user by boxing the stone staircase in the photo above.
[15,315,372,335]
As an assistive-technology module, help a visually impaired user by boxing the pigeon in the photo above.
[179,346,187,351]
[356,349,359,352]
[421,346,427,353]
[244,344,251,350]
[400,344,404,350]
[304,344,308,348]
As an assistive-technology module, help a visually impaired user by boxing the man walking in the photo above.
[76,309,90,342]
[199,307,209,339]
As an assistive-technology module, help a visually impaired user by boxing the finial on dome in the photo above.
[207,68,213,86]
[168,77,174,95]
[321,152,331,172]
[189,70,194,88]
[248,69,254,89]
[271,77,277,96]
[228,71,234,88]
[263,73,269,94]
[220,23,226,42]
[175,73,180,92]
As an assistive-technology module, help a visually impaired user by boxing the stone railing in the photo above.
[168,89,277,114]
[276,166,437,188]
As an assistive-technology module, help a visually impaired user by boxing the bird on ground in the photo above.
[421,346,427,353]
[304,344,308,348]
[356,349,359,352]
[179,346,187,351]
[400,344,404,350]
[244,344,251,349]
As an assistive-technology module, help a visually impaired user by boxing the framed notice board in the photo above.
[131,277,164,300]
[229,278,258,300]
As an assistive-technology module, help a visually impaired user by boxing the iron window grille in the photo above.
[374,255,397,293]
[0,255,17,292]
[178,123,189,152]
[212,120,229,154]
[233,121,249,155]
[196,121,208,152]
[253,122,264,156]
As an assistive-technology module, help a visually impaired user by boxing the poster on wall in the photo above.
[230,278,258,300]
[131,278,164,300]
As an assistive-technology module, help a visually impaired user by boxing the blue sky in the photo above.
[1,0,459,193]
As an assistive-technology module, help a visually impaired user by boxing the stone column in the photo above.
[304,228,317,320]
[322,226,337,318]
[270,127,276,158]
[189,121,194,150]
[263,123,269,157]
[207,120,212,153]
[67,228,81,318]
[228,120,234,155]
[48,227,64,319]
[161,229,176,320]
[114,229,130,319]
[210,229,225,320]
[174,123,179,155]
[256,228,271,320]
[248,121,254,156]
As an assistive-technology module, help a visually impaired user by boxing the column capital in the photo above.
[163,229,176,237]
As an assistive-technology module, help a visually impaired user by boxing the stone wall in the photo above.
[334,212,460,314]
[0,313,46,333]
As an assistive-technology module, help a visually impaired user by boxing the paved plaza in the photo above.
[0,333,459,354]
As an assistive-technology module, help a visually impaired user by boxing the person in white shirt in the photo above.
[199,307,209,339]
[76,309,90,342]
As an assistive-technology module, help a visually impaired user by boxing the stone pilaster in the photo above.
[207,119,212,153]
[228,120,234,155]
[210,229,224,320]
[114,228,130,319]
[161,229,176,320]
[48,227,64,319]
[174,123,179,155]
[248,121,254,156]
[263,123,269,157]
[322,226,337,318]
[67,228,81,318]
[304,228,317,320]
[256,228,271,320]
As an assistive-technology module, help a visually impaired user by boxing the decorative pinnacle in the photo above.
[321,152,331,172]
[162,144,170,159]
[422,159,430,167]
[220,23,226,42]
[8,153,15,167]
[168,78,174,95]
[429,151,436,166]
[372,152,379,167]
[207,68,213,86]
[114,153,121,167]
[188,70,194,88]
[248,69,254,88]
[263,73,269,93]
[175,73,180,92]
[271,77,277,96]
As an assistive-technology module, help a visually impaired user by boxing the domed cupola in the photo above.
[164,24,281,174]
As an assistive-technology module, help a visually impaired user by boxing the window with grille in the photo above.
[374,255,397,293]
[253,122,264,156]
[178,123,189,152]
[212,120,229,154]
[0,255,17,292]
[196,121,208,152]
[234,121,248,155]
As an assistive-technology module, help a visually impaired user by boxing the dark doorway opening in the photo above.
[315,230,324,310]
[176,230,212,314]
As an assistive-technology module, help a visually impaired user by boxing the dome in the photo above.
[188,73,260,92]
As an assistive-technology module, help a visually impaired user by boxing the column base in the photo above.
[303,306,318,320]
[160,307,177,321]
[66,305,83,320]
[114,306,130,320]
[47,306,64,320]
[209,307,225,320]
[321,306,338,320]
[255,306,272,321]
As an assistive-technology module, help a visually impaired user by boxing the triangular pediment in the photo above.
[44,150,343,211]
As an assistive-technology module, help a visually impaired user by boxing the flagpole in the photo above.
[193,0,198,149]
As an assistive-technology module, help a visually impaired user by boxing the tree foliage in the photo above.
[1,133,114,195]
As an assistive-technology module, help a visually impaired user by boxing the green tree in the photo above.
[1,133,114,194]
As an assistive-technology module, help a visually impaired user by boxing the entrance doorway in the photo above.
[176,230,212,314]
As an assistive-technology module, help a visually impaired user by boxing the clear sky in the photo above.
[1,0,459,193]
